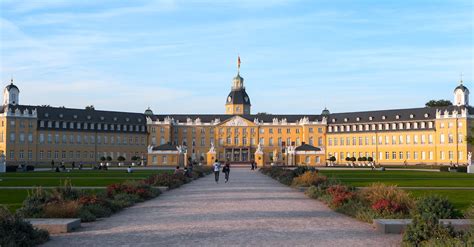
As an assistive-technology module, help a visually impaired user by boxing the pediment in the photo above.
[219,115,255,127]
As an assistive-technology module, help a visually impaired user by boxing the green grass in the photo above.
[0,189,29,212]
[0,170,170,187]
[319,170,474,187]
[407,190,474,212]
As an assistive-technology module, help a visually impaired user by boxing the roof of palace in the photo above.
[454,83,469,93]
[326,105,473,124]
[1,104,146,125]
[295,144,321,151]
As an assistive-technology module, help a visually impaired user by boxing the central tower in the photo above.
[225,56,251,115]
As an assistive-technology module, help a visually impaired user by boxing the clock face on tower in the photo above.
[244,96,249,102]
[227,96,232,102]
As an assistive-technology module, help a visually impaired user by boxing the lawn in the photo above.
[0,170,170,187]
[0,169,171,212]
[407,189,474,212]
[319,170,474,187]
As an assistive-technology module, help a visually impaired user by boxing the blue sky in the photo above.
[0,0,472,114]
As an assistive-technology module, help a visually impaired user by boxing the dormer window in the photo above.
[59,114,63,118]
[331,119,336,123]
[113,117,117,121]
[138,119,142,122]
[382,115,386,120]
[87,115,91,120]
[424,113,429,118]
[395,115,400,119]
[344,118,348,122]
[356,117,360,121]
[44,113,49,117]
[100,116,105,120]
[410,114,414,119]
[126,118,130,122]
[369,116,373,121]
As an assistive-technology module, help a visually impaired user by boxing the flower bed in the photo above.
[17,167,212,224]
[260,166,473,245]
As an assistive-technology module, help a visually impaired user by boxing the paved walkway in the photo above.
[45,169,401,247]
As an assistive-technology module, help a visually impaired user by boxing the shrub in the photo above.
[42,201,81,218]
[305,185,325,199]
[439,166,449,172]
[403,214,462,246]
[107,180,160,200]
[50,179,82,202]
[292,166,309,177]
[78,209,96,222]
[403,195,467,246]
[0,206,49,247]
[18,187,52,218]
[456,166,467,173]
[291,171,327,187]
[413,195,461,219]
[81,204,112,218]
[26,165,35,171]
[6,165,17,172]
[464,204,474,219]
[326,185,355,207]
[112,193,140,208]
[360,183,413,216]
[145,173,184,189]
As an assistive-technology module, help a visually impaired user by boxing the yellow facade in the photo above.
[1,70,472,168]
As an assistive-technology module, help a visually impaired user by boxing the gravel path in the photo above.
[45,169,401,247]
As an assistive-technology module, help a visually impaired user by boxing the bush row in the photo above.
[260,167,473,246]
[0,206,49,247]
[17,166,213,224]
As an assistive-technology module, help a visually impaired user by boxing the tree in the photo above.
[117,156,125,162]
[106,156,112,162]
[425,100,452,107]
[85,105,95,110]
[367,157,374,162]
[357,157,363,162]
[350,157,356,162]
[361,157,367,162]
[345,157,351,162]
[329,156,336,162]
[100,156,106,162]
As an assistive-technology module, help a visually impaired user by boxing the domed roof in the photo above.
[454,83,469,93]
[144,107,154,116]
[226,88,251,105]
[321,107,330,116]
[5,79,19,92]
[233,73,243,82]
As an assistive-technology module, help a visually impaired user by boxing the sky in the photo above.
[0,0,472,114]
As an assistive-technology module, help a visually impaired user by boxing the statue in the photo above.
[468,152,473,174]
[0,153,5,173]
[208,143,216,153]
[255,142,263,154]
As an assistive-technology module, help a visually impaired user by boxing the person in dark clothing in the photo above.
[71,161,75,170]
[51,160,55,171]
[223,162,230,183]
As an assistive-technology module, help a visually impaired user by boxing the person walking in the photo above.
[223,162,230,183]
[213,159,221,183]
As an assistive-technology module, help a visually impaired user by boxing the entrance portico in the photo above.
[224,147,254,162]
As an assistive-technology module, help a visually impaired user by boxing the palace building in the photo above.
[1,60,473,167]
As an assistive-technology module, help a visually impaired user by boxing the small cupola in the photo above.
[3,78,20,106]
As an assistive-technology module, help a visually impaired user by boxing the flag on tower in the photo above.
[238,56,241,70]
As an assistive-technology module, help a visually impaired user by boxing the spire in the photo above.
[10,77,13,84]
[237,55,241,74]
[460,72,464,84]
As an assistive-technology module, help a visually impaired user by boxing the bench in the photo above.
[373,219,473,234]
[27,218,81,234]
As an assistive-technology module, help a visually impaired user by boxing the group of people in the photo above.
[213,159,231,183]
[174,162,194,178]
[51,160,83,172]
